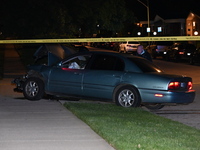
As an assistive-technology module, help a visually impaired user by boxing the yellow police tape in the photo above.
[1,36,200,44]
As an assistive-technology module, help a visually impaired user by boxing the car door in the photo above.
[47,54,91,96]
[82,54,125,99]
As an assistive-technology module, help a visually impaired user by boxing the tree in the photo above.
[67,0,137,37]
[0,0,137,38]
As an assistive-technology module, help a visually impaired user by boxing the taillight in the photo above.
[168,82,180,90]
[187,81,192,90]
[168,81,193,90]
[179,52,184,55]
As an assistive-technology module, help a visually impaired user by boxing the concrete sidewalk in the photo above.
[0,97,115,150]
[0,44,115,150]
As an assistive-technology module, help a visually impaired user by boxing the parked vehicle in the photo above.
[12,49,195,110]
[119,41,140,53]
[146,41,173,59]
[90,42,106,48]
[189,47,200,65]
[163,43,196,62]
[104,42,115,50]
[113,42,120,51]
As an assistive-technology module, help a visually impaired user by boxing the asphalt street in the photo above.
[152,59,200,130]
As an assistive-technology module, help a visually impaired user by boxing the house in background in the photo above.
[186,12,200,36]
[137,11,200,37]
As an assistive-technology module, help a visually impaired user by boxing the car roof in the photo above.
[63,50,146,61]
[59,50,163,73]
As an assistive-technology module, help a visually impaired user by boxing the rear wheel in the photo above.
[23,77,44,100]
[189,57,194,65]
[115,86,141,108]
[152,51,157,59]
[163,53,170,61]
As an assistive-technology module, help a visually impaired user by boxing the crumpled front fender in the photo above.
[12,75,28,92]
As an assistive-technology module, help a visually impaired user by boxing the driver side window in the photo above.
[62,55,91,69]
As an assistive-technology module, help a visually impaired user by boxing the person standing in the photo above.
[136,45,152,62]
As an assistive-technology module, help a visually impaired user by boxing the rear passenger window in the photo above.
[90,55,124,71]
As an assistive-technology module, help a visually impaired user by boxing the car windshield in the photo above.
[128,57,163,73]
[128,42,140,44]
[156,41,173,46]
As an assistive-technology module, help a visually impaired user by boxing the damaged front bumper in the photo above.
[11,75,28,92]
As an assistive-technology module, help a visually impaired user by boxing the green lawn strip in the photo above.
[64,102,200,150]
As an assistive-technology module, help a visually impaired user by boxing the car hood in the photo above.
[34,44,76,66]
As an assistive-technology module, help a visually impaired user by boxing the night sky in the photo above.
[126,0,200,20]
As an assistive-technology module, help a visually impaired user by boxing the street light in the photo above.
[97,24,100,34]
[194,31,198,36]
[137,0,150,36]
[137,32,141,36]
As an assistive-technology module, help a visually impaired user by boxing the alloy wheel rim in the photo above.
[25,81,39,97]
[118,89,135,107]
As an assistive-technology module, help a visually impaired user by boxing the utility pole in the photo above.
[137,0,150,37]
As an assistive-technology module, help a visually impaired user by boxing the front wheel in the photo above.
[115,86,141,108]
[23,77,44,100]
[124,48,128,53]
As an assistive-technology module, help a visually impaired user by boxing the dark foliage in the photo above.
[0,0,137,38]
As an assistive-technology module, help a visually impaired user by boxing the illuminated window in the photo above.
[193,21,196,27]
[157,27,162,32]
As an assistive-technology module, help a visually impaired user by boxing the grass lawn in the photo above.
[64,102,200,150]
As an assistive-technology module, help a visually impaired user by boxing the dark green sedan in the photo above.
[13,50,195,110]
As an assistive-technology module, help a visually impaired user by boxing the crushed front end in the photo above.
[12,74,28,92]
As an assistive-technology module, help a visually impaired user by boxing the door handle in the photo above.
[74,72,82,75]
[113,75,121,78]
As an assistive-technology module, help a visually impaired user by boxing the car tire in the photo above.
[124,48,127,53]
[23,77,44,100]
[115,86,141,108]
[174,52,180,62]
[163,53,170,61]
[145,104,164,110]
[189,57,194,65]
